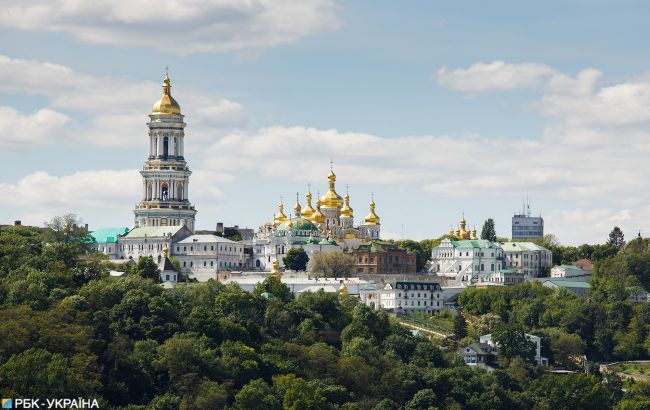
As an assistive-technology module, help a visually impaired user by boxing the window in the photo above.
[166,274,170,281]
[183,261,186,267]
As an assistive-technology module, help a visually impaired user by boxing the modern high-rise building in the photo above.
[133,73,197,232]
[511,200,543,239]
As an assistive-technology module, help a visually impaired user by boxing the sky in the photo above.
[1,0,650,245]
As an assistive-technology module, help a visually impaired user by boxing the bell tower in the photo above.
[134,72,197,232]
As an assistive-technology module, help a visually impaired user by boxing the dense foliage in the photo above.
[1,221,649,409]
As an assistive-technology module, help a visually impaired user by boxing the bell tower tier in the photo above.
[134,73,197,232]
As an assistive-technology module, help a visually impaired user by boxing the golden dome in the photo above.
[301,190,315,219]
[471,228,478,240]
[363,197,381,225]
[152,74,181,115]
[320,167,343,208]
[340,191,353,218]
[274,201,288,225]
[310,197,326,224]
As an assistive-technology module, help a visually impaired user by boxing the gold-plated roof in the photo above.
[363,196,381,225]
[340,191,353,218]
[310,197,326,224]
[320,168,343,208]
[301,190,315,219]
[293,193,302,215]
[152,74,181,115]
[274,201,288,225]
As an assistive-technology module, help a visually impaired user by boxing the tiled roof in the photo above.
[177,234,237,244]
[452,240,499,249]
[123,226,186,238]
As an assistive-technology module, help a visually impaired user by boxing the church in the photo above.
[249,166,383,269]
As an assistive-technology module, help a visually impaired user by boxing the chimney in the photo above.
[217,222,224,233]
[14,220,21,226]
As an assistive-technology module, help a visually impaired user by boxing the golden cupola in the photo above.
[340,191,353,218]
[274,200,288,225]
[320,168,344,209]
[363,196,381,225]
[152,73,182,115]
[301,190,315,219]
[310,195,326,225]
[293,193,302,217]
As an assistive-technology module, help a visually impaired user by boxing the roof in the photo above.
[177,234,236,244]
[276,218,319,232]
[123,226,186,239]
[554,265,588,273]
[543,280,591,289]
[501,242,549,252]
[90,227,130,243]
[353,241,407,253]
[160,257,177,272]
[570,259,594,270]
[460,343,495,356]
[452,240,500,249]
[297,285,338,293]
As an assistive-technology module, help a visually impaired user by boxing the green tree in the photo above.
[491,323,536,363]
[132,256,161,282]
[481,218,497,242]
[234,379,281,410]
[453,310,468,341]
[608,227,625,247]
[527,373,613,410]
[551,333,586,369]
[309,252,355,277]
[283,247,309,271]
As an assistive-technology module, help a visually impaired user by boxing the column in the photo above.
[157,135,162,157]
[142,180,147,200]
[179,137,184,157]
[184,181,188,200]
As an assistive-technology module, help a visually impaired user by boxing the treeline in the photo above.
[0,221,647,409]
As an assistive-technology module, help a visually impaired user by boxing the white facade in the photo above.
[117,226,192,262]
[501,242,553,278]
[220,271,367,296]
[551,265,589,278]
[173,235,246,281]
[359,280,444,313]
[429,239,504,285]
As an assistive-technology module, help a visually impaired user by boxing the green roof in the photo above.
[277,218,320,232]
[544,280,590,289]
[90,227,130,243]
[124,226,186,239]
[452,240,499,249]
[558,265,584,270]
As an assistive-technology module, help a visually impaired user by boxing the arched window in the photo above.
[161,184,169,201]
[163,136,169,159]
[174,137,179,156]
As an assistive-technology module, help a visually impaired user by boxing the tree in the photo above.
[453,310,468,341]
[283,248,309,271]
[491,323,536,362]
[551,333,586,369]
[132,256,161,282]
[234,379,281,410]
[608,227,625,247]
[308,252,355,277]
[481,218,497,242]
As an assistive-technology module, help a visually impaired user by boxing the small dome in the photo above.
[277,217,319,233]
[152,75,181,115]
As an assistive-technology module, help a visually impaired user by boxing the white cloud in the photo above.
[437,61,559,92]
[0,168,233,228]
[0,106,70,149]
[0,0,340,55]
[0,54,246,148]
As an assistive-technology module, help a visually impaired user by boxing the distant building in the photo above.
[350,241,417,274]
[480,333,548,366]
[359,280,444,313]
[511,200,543,239]
[118,225,193,262]
[501,242,553,278]
[485,269,526,286]
[542,279,590,298]
[173,234,246,281]
[551,265,590,278]
[458,343,498,368]
[429,237,504,284]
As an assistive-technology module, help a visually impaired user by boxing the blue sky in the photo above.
[2,0,650,244]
